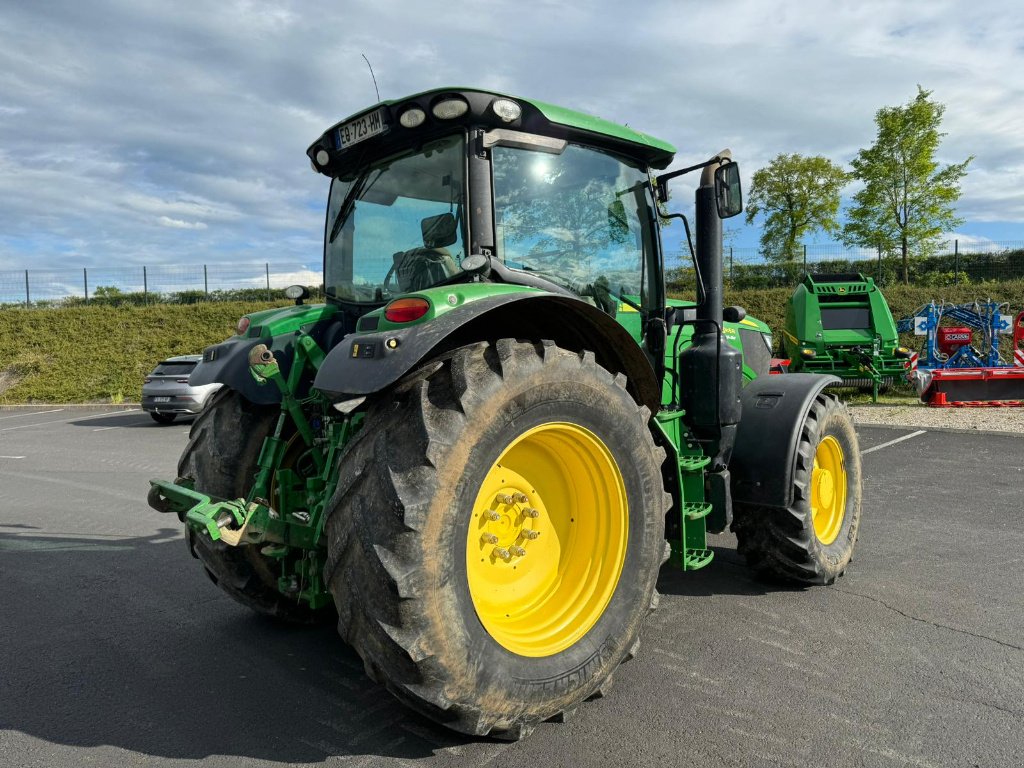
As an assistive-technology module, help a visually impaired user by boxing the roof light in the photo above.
[492,98,521,123]
[314,149,330,166]
[400,107,426,128]
[432,97,469,120]
[385,297,430,323]
[236,316,251,335]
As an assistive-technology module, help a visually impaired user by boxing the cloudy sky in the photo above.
[2,0,1023,277]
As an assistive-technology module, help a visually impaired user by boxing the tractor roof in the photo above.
[308,87,677,174]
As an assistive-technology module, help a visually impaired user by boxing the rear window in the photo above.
[821,308,871,330]
[152,362,197,376]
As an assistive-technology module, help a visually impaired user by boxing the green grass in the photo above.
[2,279,1022,404]
[0,301,281,403]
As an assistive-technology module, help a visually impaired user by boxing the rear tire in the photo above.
[150,412,177,424]
[731,393,861,585]
[177,388,329,624]
[324,340,669,738]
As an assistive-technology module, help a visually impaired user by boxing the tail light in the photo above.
[385,298,430,323]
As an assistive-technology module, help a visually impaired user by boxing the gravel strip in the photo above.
[850,403,1024,434]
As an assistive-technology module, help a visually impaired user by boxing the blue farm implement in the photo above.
[897,302,1024,406]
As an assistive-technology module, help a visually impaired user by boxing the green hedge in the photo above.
[3,282,1023,403]
[0,301,280,403]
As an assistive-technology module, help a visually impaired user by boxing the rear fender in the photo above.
[313,293,661,412]
[729,373,840,508]
[193,320,348,405]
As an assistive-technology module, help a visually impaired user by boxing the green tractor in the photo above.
[149,88,862,739]
[782,272,912,400]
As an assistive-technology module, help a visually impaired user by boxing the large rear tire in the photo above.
[177,388,328,624]
[324,340,669,738]
[732,393,862,585]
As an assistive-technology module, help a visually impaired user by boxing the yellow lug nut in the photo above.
[485,510,502,521]
[509,545,527,557]
[492,547,511,560]
[521,530,540,540]
[522,507,540,518]
[496,494,514,505]
[481,533,499,544]
[513,492,529,503]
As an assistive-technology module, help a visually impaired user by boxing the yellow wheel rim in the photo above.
[811,435,847,545]
[465,422,628,658]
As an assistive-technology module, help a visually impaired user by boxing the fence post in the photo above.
[204,265,209,297]
[954,240,959,285]
[266,263,271,301]
[84,268,89,303]
[143,266,148,304]
[802,244,807,278]
[24,270,29,308]
[876,243,882,285]
[729,247,734,285]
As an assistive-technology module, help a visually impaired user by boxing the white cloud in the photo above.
[157,216,208,230]
[0,0,1022,267]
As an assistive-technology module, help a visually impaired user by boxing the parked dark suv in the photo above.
[141,355,221,424]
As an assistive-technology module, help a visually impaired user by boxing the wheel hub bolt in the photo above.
[522,507,540,518]
[492,547,511,560]
[496,494,514,505]
[485,510,502,521]
[481,533,499,544]
[521,529,540,540]
[509,545,527,557]
[512,493,529,503]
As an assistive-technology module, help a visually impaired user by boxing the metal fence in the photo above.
[670,240,1024,292]
[0,262,324,307]
[2,239,1023,307]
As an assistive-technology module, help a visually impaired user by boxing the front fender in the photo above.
[729,373,840,508]
[313,293,661,412]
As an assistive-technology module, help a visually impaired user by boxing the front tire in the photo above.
[732,393,862,585]
[177,388,328,623]
[324,340,669,738]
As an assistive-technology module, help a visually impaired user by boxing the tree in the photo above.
[745,153,848,262]
[842,86,972,284]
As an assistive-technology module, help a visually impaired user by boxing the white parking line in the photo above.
[0,455,26,459]
[0,408,64,420]
[861,429,926,455]
[0,408,139,432]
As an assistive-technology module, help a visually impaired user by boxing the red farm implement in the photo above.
[898,302,1024,407]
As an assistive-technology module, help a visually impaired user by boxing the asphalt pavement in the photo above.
[0,407,1021,768]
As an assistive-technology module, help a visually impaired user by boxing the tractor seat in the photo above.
[391,247,458,292]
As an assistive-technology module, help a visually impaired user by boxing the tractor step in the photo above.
[684,548,714,570]
[678,455,711,472]
[684,502,712,521]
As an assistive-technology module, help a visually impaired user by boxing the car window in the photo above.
[152,362,197,376]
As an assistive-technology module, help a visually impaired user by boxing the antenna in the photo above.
[362,54,380,102]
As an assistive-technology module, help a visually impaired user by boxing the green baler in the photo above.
[783,272,911,400]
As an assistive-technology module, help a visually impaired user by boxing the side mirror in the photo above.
[284,284,310,306]
[714,162,743,219]
[421,213,458,249]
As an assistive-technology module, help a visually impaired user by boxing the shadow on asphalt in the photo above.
[0,529,475,763]
[66,413,195,429]
[656,544,801,598]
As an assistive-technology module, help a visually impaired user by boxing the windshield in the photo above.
[324,134,467,303]
[492,142,657,314]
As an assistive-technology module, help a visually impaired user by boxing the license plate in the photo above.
[154,396,171,403]
[337,108,387,148]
